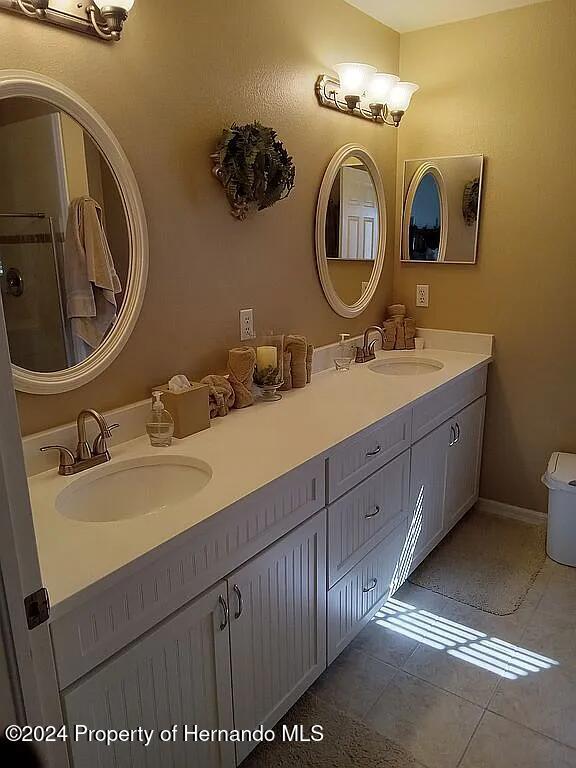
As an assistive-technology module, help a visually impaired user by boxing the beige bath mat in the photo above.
[409,508,546,615]
[243,692,418,768]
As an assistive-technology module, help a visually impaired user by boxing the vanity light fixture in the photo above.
[0,0,135,41]
[88,0,134,40]
[15,0,48,18]
[316,63,419,127]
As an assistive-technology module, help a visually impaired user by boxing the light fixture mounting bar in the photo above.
[315,75,399,127]
[0,0,119,41]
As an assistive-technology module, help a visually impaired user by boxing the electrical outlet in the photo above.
[239,308,255,341]
[416,284,430,308]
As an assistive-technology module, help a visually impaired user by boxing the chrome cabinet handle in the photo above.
[365,505,381,519]
[218,595,229,631]
[362,578,378,593]
[449,425,456,446]
[233,584,243,619]
[455,422,461,443]
[366,445,382,458]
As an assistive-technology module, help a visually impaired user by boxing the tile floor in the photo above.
[311,556,576,768]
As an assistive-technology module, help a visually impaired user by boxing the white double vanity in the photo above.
[25,330,492,768]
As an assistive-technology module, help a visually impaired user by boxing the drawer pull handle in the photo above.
[455,422,461,443]
[233,584,243,619]
[366,446,382,458]
[362,578,378,593]
[449,425,456,446]
[365,505,381,519]
[218,594,229,631]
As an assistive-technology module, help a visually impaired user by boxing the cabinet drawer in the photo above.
[328,409,411,502]
[328,451,410,587]
[51,457,325,689]
[327,518,408,663]
[412,367,487,443]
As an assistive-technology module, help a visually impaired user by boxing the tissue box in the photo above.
[153,382,210,439]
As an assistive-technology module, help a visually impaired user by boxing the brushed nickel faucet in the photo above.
[41,409,119,476]
[355,326,386,364]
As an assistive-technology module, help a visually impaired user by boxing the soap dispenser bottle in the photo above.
[146,391,174,447]
[334,333,354,371]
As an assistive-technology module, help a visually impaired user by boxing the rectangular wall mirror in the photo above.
[400,154,484,264]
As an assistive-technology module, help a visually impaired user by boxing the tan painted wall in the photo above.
[2,0,400,435]
[395,0,576,512]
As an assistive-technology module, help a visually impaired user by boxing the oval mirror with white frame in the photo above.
[401,154,484,264]
[0,71,148,394]
[316,144,386,318]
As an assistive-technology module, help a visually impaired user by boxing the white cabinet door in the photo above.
[63,582,235,768]
[408,420,452,571]
[229,512,327,763]
[445,397,486,528]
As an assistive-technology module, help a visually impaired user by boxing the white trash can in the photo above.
[542,452,576,567]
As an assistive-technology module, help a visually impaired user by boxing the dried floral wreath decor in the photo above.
[211,122,296,220]
[462,177,480,226]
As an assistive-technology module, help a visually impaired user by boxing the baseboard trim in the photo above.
[476,497,546,525]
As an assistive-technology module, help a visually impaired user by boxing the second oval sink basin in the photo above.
[369,357,444,376]
[56,455,213,523]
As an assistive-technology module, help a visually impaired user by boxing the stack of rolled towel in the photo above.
[383,304,416,350]
[281,335,314,391]
[203,337,314,420]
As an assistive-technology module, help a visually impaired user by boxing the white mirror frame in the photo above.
[315,144,387,319]
[401,161,449,263]
[0,70,148,394]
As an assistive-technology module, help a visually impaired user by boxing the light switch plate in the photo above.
[240,309,255,341]
[416,285,430,308]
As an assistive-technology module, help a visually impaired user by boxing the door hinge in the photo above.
[24,587,50,630]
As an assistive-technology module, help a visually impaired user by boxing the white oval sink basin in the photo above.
[56,455,212,523]
[369,357,444,376]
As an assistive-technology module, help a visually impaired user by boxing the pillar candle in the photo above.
[256,345,278,373]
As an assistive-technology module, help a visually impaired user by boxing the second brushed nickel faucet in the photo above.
[355,326,386,364]
[41,409,119,476]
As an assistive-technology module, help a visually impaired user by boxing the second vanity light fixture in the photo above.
[316,63,419,127]
[0,0,135,41]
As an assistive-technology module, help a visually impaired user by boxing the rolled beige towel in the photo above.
[285,334,308,388]
[382,319,396,351]
[394,318,406,350]
[201,374,235,418]
[404,318,416,350]
[227,347,256,408]
[387,303,406,319]
[280,351,292,391]
[306,344,314,384]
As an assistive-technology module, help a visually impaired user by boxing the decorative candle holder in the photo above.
[254,332,284,402]
[258,381,285,402]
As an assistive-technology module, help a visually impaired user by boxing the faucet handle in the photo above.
[92,423,119,456]
[40,445,76,471]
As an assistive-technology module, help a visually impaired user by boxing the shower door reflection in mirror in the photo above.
[0,97,130,373]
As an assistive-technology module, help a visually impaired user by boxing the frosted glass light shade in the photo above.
[367,73,399,103]
[93,0,135,10]
[334,63,376,97]
[388,82,419,112]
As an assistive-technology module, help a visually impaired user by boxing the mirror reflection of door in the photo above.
[339,165,379,261]
[409,172,442,261]
[0,98,130,374]
[325,157,380,307]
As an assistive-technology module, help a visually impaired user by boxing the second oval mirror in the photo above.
[316,145,386,318]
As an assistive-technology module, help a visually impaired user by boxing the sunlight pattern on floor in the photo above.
[373,597,559,680]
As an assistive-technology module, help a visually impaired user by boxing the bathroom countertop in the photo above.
[28,347,492,616]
